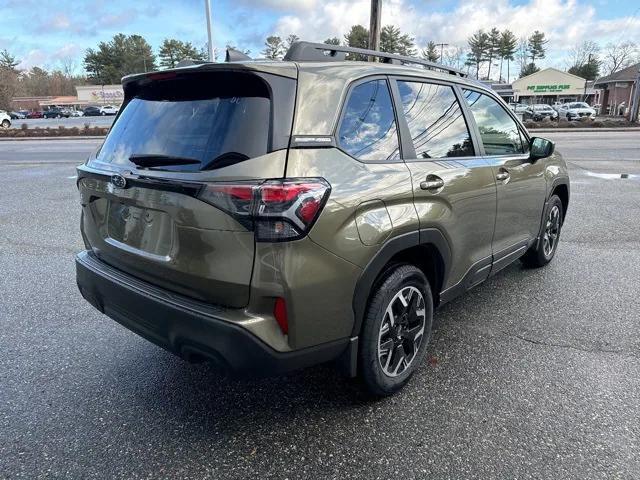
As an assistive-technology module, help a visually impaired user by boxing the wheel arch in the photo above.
[545,177,570,222]
[351,228,450,337]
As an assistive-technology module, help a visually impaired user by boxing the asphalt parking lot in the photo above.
[1,131,639,479]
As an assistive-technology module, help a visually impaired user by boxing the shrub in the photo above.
[21,123,28,130]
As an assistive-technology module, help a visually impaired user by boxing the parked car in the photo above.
[9,111,26,119]
[99,105,119,115]
[69,109,84,117]
[557,102,596,120]
[43,107,71,119]
[75,41,570,396]
[0,111,11,128]
[524,104,559,121]
[509,103,529,114]
[83,106,102,117]
[26,110,43,119]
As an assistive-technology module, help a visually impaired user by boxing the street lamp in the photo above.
[204,0,214,61]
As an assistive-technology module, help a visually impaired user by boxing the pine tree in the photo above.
[380,25,416,56]
[422,41,439,62]
[486,28,501,79]
[159,39,206,69]
[344,25,369,60]
[499,30,517,82]
[263,36,286,60]
[527,30,548,63]
[324,37,341,45]
[466,30,490,79]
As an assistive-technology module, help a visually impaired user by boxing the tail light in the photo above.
[198,178,331,241]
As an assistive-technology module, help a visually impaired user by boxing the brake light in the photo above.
[197,178,330,241]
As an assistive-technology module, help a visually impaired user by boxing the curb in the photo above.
[0,136,105,141]
[531,128,640,133]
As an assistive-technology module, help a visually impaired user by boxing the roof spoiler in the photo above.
[284,41,467,77]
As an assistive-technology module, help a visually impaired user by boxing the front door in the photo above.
[461,89,547,272]
[391,78,497,294]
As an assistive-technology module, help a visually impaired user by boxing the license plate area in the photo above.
[107,201,173,257]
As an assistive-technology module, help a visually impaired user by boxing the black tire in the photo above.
[521,195,564,268]
[1,120,10,128]
[359,264,433,396]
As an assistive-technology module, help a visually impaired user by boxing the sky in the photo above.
[1,0,639,75]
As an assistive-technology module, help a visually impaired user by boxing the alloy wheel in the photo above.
[543,205,561,257]
[377,286,426,377]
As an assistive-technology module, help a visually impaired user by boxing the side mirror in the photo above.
[529,137,555,161]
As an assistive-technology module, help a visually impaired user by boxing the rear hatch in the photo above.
[77,64,297,307]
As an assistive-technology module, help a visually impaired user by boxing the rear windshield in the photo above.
[93,71,286,171]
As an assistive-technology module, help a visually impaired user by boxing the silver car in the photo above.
[557,102,596,120]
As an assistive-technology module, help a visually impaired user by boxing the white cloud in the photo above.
[271,0,640,69]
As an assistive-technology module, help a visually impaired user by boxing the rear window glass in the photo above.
[94,72,273,171]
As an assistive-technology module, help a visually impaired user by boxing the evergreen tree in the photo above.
[344,25,369,60]
[568,61,600,80]
[323,37,341,45]
[527,30,548,63]
[520,62,540,78]
[84,34,156,84]
[499,30,517,82]
[158,39,206,69]
[262,36,286,60]
[380,25,416,56]
[486,27,501,79]
[422,41,439,62]
[466,30,490,78]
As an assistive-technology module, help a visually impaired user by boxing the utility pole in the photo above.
[629,67,640,123]
[368,0,381,61]
[204,0,214,62]
[435,43,449,63]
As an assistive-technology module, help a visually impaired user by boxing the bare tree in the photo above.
[602,41,639,76]
[566,41,600,70]
[444,46,465,70]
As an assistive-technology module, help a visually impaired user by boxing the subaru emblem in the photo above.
[111,174,127,189]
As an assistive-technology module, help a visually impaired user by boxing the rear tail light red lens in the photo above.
[198,178,330,241]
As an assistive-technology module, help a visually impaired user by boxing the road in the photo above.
[1,131,639,479]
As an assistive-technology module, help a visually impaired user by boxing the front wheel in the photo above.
[521,195,563,268]
[1,120,10,128]
[359,264,433,396]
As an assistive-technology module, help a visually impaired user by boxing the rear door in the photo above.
[77,67,297,307]
[461,88,546,272]
[391,77,497,292]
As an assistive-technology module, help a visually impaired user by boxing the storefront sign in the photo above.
[526,84,571,93]
[89,89,124,102]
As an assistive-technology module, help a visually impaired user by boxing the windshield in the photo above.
[93,72,274,171]
[574,102,590,108]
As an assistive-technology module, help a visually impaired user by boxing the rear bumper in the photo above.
[75,250,349,376]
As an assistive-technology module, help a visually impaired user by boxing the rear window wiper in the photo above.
[129,154,200,169]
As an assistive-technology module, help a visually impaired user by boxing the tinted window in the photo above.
[463,89,524,155]
[397,81,474,159]
[94,72,276,171]
[338,79,400,161]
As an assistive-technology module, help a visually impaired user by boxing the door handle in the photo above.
[496,170,510,182]
[420,176,445,191]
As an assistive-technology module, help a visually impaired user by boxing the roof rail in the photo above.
[284,41,467,77]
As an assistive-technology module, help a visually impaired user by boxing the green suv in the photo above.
[75,42,569,395]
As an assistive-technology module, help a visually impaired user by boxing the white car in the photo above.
[69,109,84,117]
[0,111,11,128]
[557,102,596,120]
[99,105,119,116]
[527,104,559,121]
